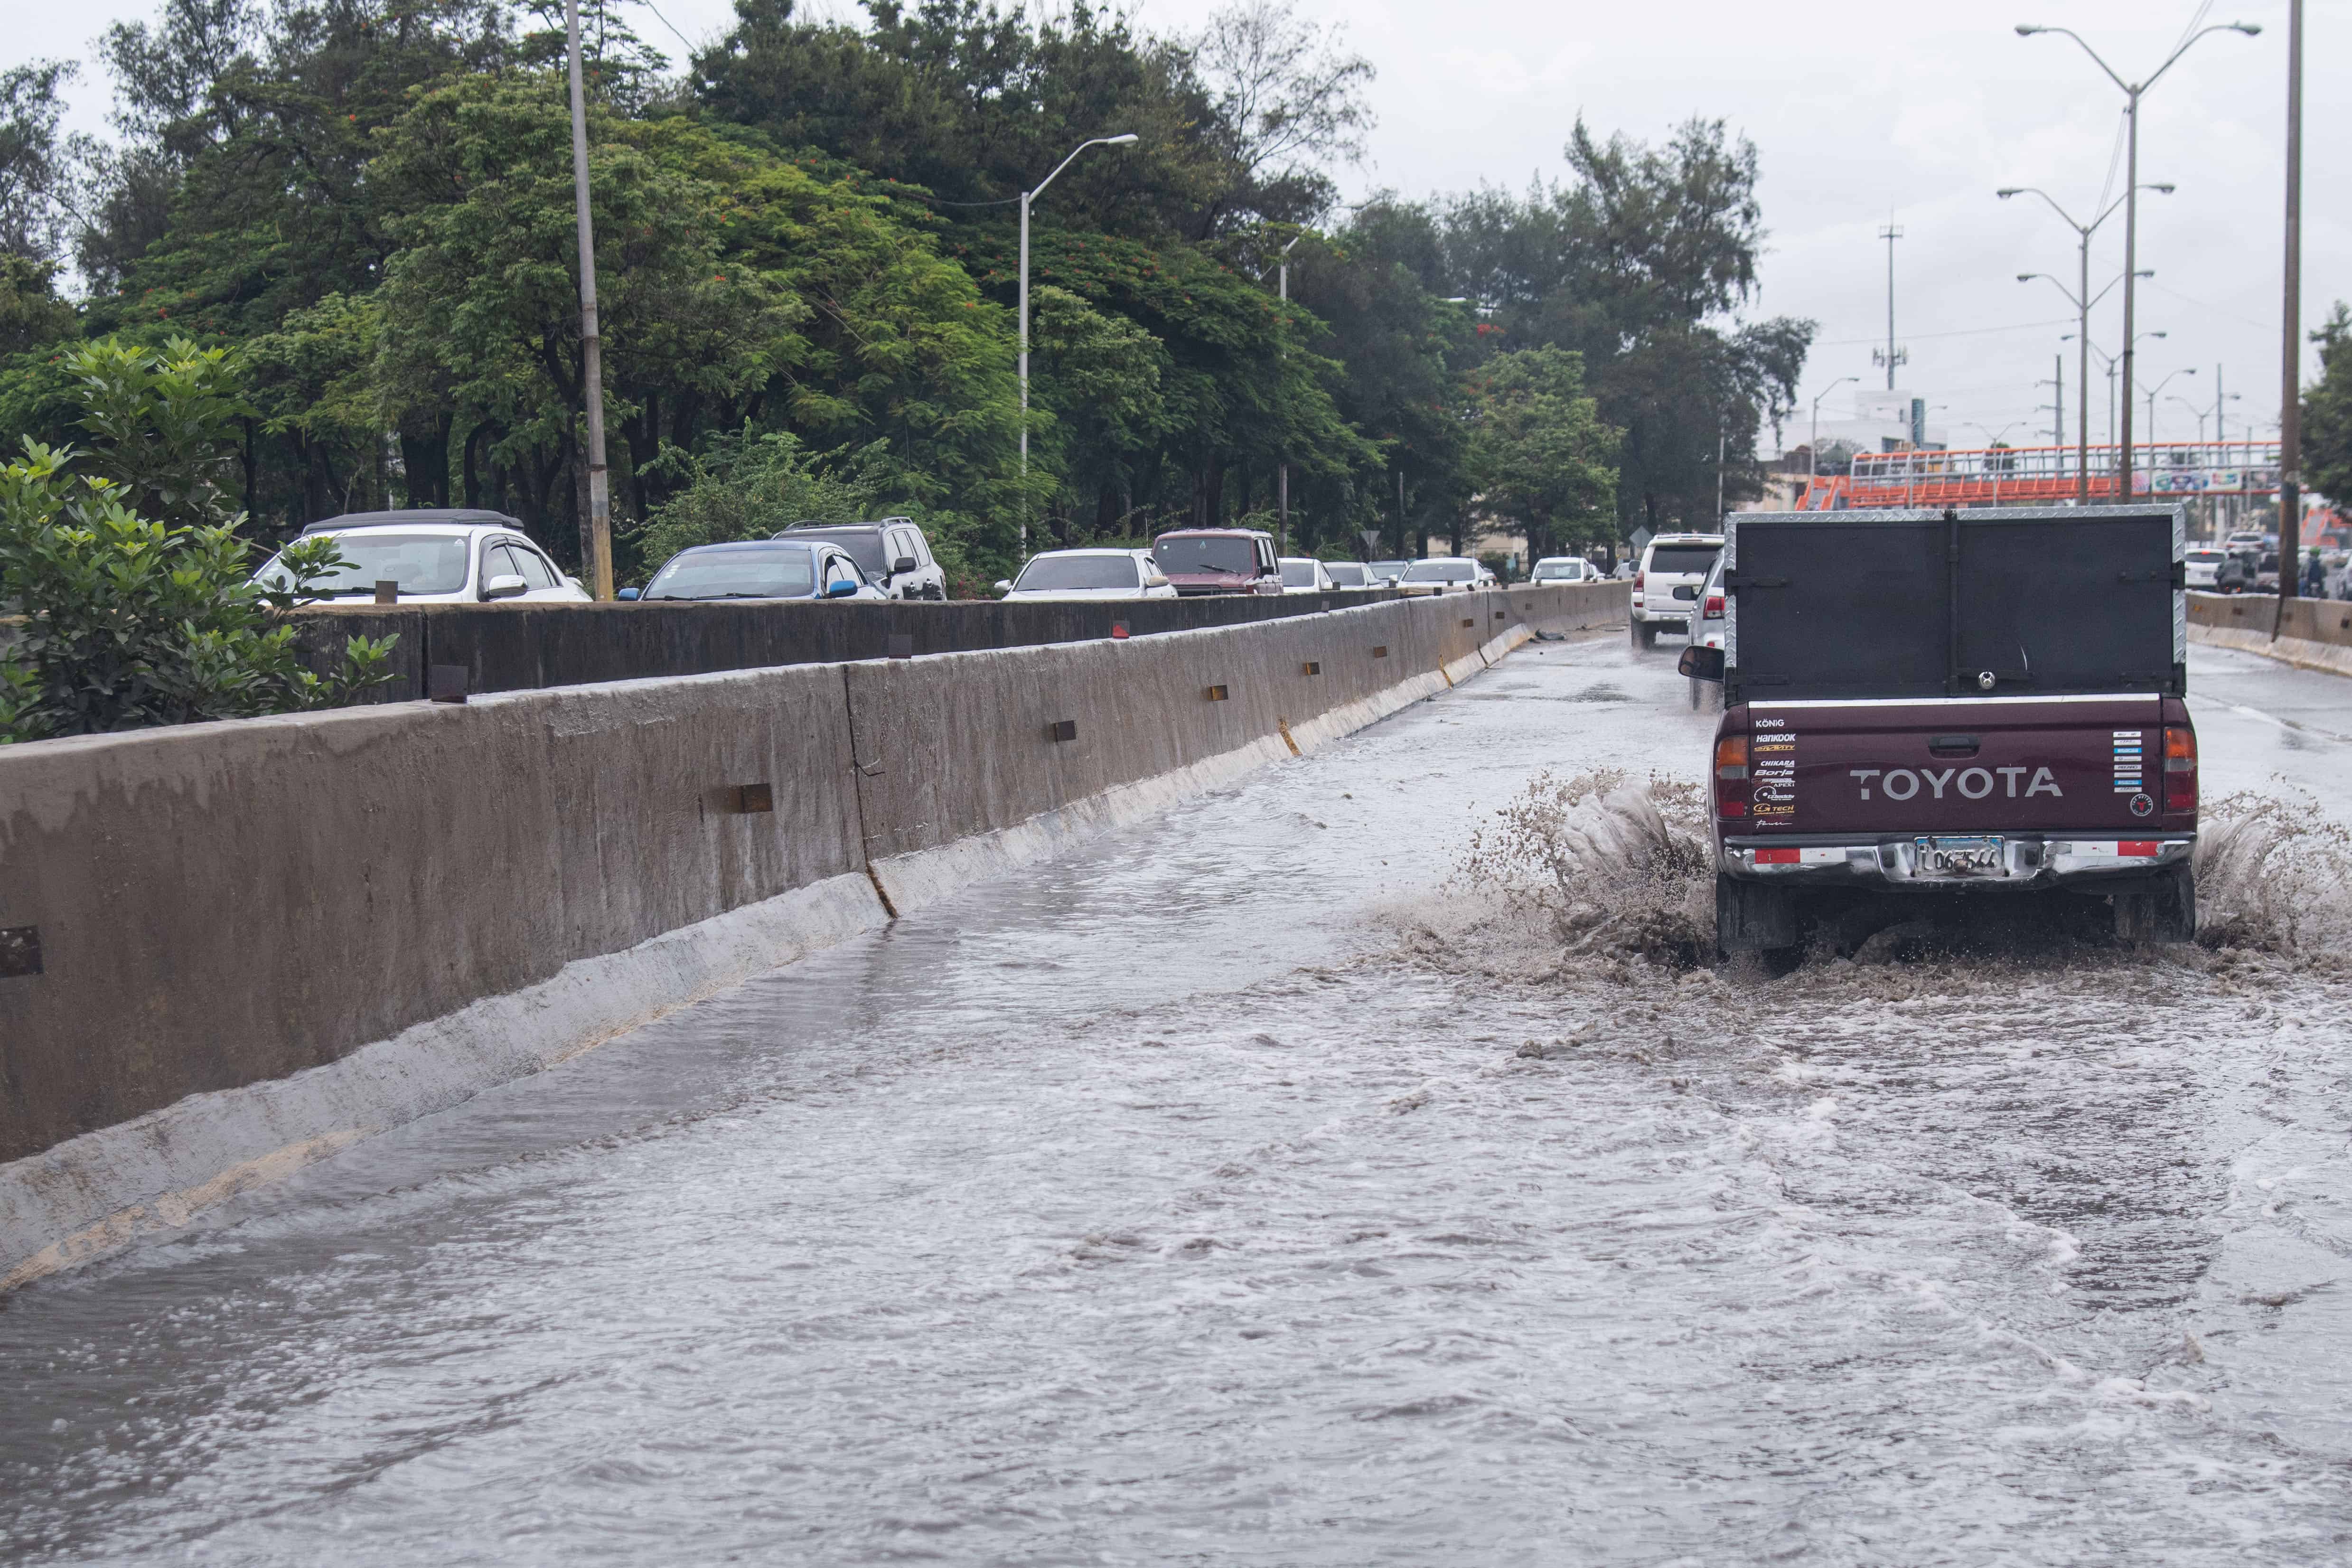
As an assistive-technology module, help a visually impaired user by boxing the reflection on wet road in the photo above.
[4,637,2351,1565]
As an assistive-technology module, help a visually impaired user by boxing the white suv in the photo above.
[774,518,948,601]
[1629,532,1723,649]
[252,510,591,603]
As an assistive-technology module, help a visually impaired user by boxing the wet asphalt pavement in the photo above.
[3,633,2350,1566]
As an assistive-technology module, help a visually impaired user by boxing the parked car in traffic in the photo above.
[1322,561,1383,590]
[628,539,885,601]
[772,518,946,601]
[2183,547,2228,590]
[1398,557,1495,591]
[1529,555,1595,584]
[1151,528,1284,595]
[253,510,590,604]
[1629,532,1723,648]
[994,548,1174,601]
[1367,559,1410,586]
[1279,556,1338,594]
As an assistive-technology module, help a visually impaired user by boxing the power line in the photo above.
[624,0,698,54]
[1814,316,2073,348]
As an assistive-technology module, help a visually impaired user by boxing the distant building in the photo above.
[1804,387,1949,457]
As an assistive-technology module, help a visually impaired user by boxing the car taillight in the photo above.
[1715,734,1749,817]
[1632,571,1645,592]
[1704,593,1724,618]
[2164,724,2196,813]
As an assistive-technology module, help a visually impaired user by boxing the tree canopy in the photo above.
[2,0,1813,584]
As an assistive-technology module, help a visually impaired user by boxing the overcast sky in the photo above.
[19,0,2346,453]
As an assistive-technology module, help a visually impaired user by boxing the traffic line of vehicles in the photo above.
[1655,504,2199,961]
[264,515,1525,606]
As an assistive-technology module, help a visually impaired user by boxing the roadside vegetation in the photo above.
[0,0,1817,585]
[0,338,396,743]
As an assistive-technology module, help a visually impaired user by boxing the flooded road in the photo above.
[5,635,2352,1565]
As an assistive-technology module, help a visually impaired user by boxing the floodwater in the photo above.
[5,634,2352,1565]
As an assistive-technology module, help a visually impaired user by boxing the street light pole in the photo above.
[2140,366,2197,450]
[2017,19,2258,501]
[1020,132,1139,559]
[564,0,613,599]
[1807,375,1858,499]
[2000,184,2169,499]
[2279,0,2304,609]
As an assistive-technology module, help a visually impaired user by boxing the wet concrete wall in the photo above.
[0,583,1622,1283]
[293,590,1404,704]
[0,665,866,1166]
[2187,591,2352,645]
[2186,591,2352,678]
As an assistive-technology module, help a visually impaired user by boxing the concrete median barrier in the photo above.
[2188,590,2352,676]
[1,585,1597,1288]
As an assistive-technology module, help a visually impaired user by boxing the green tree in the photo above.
[626,426,878,576]
[64,336,252,527]
[2304,303,2352,511]
[1463,345,1619,562]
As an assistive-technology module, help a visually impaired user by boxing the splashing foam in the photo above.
[2193,786,2352,963]
[1451,769,1716,969]
[1419,776,2352,982]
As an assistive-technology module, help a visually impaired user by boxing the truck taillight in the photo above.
[2164,724,2197,813]
[1704,593,1724,618]
[1715,734,1748,778]
[1632,571,1645,592]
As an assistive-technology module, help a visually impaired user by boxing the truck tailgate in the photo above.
[1747,696,2168,834]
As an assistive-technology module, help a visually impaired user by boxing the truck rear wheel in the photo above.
[2114,864,2196,944]
[1715,874,1799,956]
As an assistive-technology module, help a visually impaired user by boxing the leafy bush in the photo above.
[0,335,399,744]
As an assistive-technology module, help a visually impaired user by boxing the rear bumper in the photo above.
[1718,832,2193,889]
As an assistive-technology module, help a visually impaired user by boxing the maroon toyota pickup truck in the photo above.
[1679,504,2196,955]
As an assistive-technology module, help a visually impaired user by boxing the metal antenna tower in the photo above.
[1873,225,1909,389]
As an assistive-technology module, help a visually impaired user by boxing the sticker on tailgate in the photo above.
[1752,732,1796,821]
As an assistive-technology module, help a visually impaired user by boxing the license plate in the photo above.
[1914,835,2005,877]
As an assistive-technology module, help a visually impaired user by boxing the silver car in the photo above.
[631,539,887,602]
[253,510,590,604]
[995,548,1175,601]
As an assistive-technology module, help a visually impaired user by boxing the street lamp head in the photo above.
[1103,133,1140,146]
[2015,23,2044,35]
[2151,183,2176,194]
[2016,273,2040,283]
[1996,188,2021,198]
[2135,269,2155,278]
[2227,22,2260,35]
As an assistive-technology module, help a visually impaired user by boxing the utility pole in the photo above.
[2038,355,2066,448]
[1277,233,1303,556]
[1874,225,1906,389]
[564,0,613,599]
[2278,0,2304,611]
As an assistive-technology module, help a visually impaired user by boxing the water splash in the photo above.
[2194,786,2352,962]
[1457,769,1714,967]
